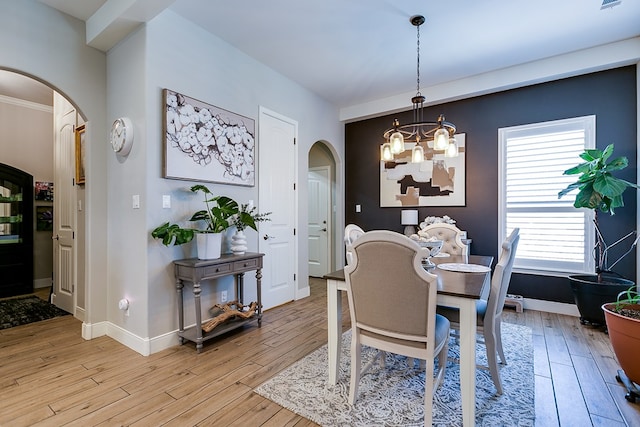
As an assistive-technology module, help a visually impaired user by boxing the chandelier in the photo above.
[381,15,458,162]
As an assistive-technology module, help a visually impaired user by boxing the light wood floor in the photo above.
[1,278,639,426]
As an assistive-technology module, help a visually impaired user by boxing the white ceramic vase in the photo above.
[196,232,222,260]
[231,230,248,255]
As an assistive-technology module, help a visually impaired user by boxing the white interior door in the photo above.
[258,108,297,310]
[308,166,330,277]
[52,93,75,313]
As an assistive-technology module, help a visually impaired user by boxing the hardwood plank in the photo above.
[549,361,593,426]
[534,374,559,427]
[259,408,308,427]
[80,391,177,426]
[607,382,640,427]
[571,354,624,423]
[532,332,551,377]
[542,313,573,366]
[30,387,130,426]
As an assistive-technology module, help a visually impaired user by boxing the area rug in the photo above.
[255,322,534,426]
[0,296,69,329]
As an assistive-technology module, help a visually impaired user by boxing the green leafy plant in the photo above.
[189,185,238,233]
[614,285,640,320]
[558,144,639,275]
[151,184,239,246]
[231,204,271,232]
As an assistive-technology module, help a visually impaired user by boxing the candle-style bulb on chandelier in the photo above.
[381,15,458,162]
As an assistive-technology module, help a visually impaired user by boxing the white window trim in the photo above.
[498,115,596,275]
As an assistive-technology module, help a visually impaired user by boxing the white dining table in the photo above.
[324,254,492,427]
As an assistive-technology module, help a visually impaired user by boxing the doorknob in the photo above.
[263,234,275,240]
[52,234,59,240]
[321,228,327,232]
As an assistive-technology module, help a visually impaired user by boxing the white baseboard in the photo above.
[81,321,182,356]
[296,285,311,300]
[34,278,51,289]
[522,298,580,317]
[82,321,108,340]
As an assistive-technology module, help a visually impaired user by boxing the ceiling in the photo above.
[4,0,640,112]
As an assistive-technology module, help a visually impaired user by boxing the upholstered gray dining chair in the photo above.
[344,230,450,426]
[421,223,468,256]
[344,224,365,265]
[437,227,520,394]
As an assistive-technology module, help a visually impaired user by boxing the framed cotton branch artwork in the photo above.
[162,89,255,186]
[379,134,466,207]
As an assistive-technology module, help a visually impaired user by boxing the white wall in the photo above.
[105,10,344,349]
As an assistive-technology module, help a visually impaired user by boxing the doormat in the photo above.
[0,296,70,329]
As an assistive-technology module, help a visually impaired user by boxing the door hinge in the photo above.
[293,182,296,190]
[293,137,296,145]
[293,228,296,236]
[73,231,75,239]
[294,273,296,281]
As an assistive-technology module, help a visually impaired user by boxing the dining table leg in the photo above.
[326,278,342,385]
[458,297,477,426]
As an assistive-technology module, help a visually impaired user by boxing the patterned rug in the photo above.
[0,296,70,329]
[255,322,534,426]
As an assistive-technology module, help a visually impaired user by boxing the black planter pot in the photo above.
[569,274,635,326]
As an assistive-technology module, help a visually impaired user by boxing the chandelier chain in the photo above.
[416,23,421,96]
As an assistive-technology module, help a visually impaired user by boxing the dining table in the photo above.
[324,254,493,427]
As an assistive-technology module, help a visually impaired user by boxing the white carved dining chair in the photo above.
[437,227,520,394]
[344,224,365,265]
[344,230,450,426]
[421,223,468,256]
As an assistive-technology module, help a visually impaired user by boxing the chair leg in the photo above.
[435,339,448,391]
[424,352,435,426]
[495,320,507,365]
[484,327,503,395]
[349,332,362,405]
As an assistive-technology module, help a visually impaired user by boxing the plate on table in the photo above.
[437,263,491,273]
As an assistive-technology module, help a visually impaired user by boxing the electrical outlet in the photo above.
[221,290,228,303]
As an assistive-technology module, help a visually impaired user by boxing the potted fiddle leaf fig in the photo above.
[151,184,239,259]
[558,144,639,326]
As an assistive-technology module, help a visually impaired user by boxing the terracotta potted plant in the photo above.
[602,286,640,402]
[558,144,639,326]
[151,184,238,259]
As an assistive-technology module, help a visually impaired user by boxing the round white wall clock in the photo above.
[110,117,134,156]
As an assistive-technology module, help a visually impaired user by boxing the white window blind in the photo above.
[498,116,595,274]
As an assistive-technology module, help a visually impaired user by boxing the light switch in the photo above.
[355,204,361,213]
[162,195,171,208]
[132,194,140,209]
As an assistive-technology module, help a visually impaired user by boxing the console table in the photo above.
[173,252,264,352]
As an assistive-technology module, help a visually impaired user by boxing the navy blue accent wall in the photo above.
[345,66,637,303]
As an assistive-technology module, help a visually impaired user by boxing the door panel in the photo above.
[258,108,297,310]
[308,167,330,277]
[52,93,75,313]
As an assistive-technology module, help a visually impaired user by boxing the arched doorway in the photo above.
[0,69,86,318]
[308,141,338,277]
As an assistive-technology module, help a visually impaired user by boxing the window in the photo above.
[498,116,595,274]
